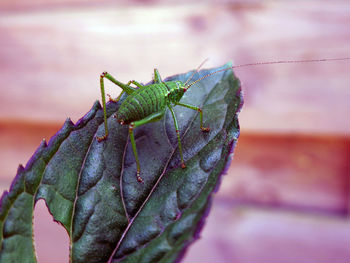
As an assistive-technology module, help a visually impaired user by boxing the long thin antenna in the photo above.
[186,57,350,89]
[184,58,209,87]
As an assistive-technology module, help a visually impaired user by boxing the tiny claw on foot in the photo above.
[136,172,143,183]
[201,127,210,132]
[107,94,118,103]
[181,163,186,169]
[96,134,107,142]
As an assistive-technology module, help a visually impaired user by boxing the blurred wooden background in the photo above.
[0,1,350,262]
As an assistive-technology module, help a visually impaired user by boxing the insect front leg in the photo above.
[168,106,186,169]
[97,72,137,142]
[174,102,210,132]
[128,110,165,182]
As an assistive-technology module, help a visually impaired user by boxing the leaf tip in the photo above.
[63,117,75,129]
[41,138,48,147]
[94,99,102,110]
[17,164,25,174]
[75,100,102,128]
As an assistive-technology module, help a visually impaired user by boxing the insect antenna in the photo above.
[186,57,350,90]
[183,58,209,87]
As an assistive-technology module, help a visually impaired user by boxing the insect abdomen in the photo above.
[117,83,168,124]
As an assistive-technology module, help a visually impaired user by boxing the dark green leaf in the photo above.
[0,63,243,263]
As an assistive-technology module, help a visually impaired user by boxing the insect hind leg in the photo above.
[97,72,137,142]
[127,80,144,88]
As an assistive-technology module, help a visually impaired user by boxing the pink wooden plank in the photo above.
[0,121,60,183]
[1,123,348,215]
[218,134,350,214]
[183,200,350,263]
[0,2,349,134]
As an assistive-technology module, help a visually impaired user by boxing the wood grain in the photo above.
[0,1,349,134]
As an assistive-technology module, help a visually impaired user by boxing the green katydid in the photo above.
[97,57,350,182]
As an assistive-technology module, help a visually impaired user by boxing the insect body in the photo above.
[116,80,183,125]
[97,68,210,182]
[97,57,350,182]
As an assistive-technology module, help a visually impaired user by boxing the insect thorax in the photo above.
[165,81,186,104]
